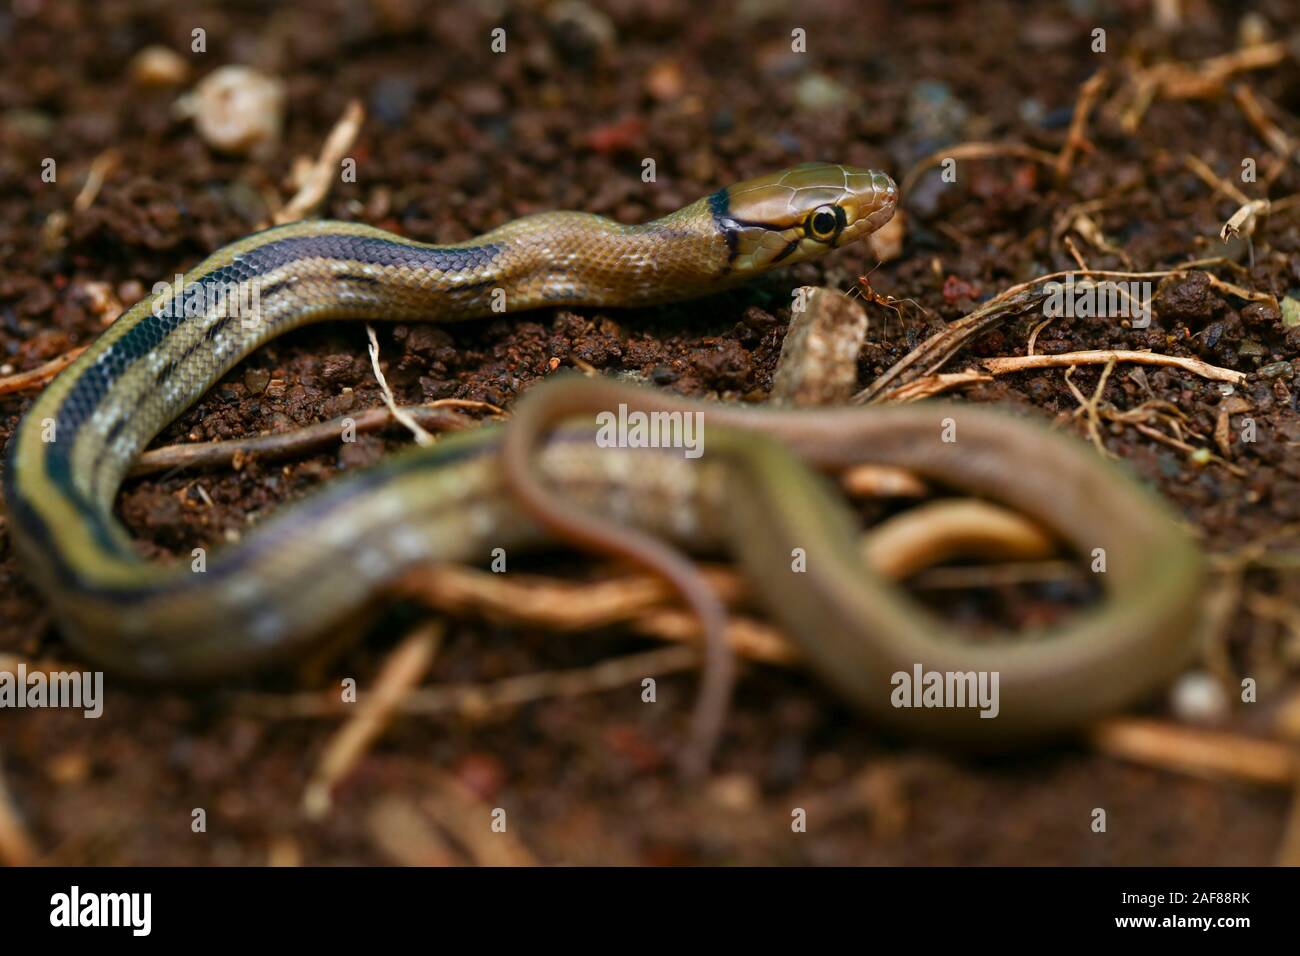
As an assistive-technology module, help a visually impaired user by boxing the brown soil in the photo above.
[1,0,1298,865]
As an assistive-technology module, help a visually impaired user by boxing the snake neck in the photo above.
[463,197,733,311]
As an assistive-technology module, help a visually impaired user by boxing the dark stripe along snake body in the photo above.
[3,162,1203,759]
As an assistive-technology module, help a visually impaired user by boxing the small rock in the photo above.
[321,389,355,417]
[118,280,145,306]
[78,281,124,325]
[130,45,190,87]
[419,377,457,400]
[585,115,644,155]
[1281,296,1300,328]
[795,72,854,111]
[402,324,453,357]
[706,773,760,810]
[46,750,91,785]
[320,353,359,385]
[1238,12,1273,47]
[1153,271,1221,326]
[243,368,271,394]
[1242,299,1281,325]
[1169,671,1230,723]
[644,59,685,101]
[771,287,868,406]
[1019,97,1045,125]
[176,65,285,156]
[942,273,982,306]
[546,0,617,65]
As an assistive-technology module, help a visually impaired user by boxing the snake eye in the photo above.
[807,206,838,241]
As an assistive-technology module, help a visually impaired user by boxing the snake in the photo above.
[2,160,1203,771]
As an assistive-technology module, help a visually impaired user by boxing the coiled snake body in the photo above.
[3,163,1202,764]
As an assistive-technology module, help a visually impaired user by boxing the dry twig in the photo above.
[900,141,1059,196]
[0,347,88,395]
[130,402,494,477]
[981,349,1245,384]
[274,99,365,225]
[73,149,121,213]
[366,324,436,446]
[1055,71,1107,182]
[301,623,443,819]
[1232,85,1297,165]
[1089,718,1297,788]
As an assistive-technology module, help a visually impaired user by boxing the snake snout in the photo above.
[837,167,899,246]
[877,172,899,208]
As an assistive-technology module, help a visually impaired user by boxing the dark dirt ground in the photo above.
[2,0,1300,865]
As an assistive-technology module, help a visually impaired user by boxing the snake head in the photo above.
[714,162,898,274]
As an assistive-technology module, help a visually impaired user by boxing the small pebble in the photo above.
[546,0,617,62]
[118,280,145,306]
[78,280,124,325]
[1281,296,1300,328]
[1169,671,1229,723]
[129,45,190,87]
[706,772,760,810]
[243,368,271,394]
[177,65,285,156]
[1019,97,1045,125]
[46,750,91,785]
[795,72,854,111]
[644,59,685,101]
[1238,12,1273,47]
